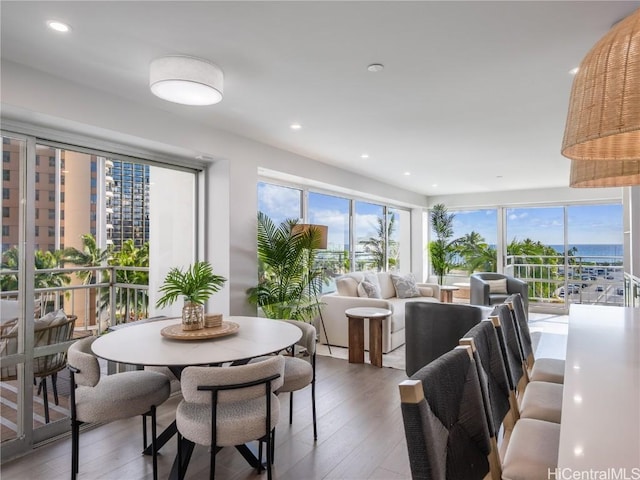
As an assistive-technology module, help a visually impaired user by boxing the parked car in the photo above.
[616,288,624,296]
[596,285,604,292]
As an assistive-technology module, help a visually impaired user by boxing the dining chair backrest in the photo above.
[283,319,316,356]
[68,336,102,387]
[489,304,525,392]
[506,293,534,362]
[460,320,516,437]
[399,346,492,480]
[180,355,285,404]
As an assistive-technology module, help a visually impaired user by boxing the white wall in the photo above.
[1,60,427,315]
[148,166,196,318]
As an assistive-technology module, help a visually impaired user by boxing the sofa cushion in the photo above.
[336,276,359,297]
[486,278,508,294]
[357,281,382,299]
[418,286,434,297]
[377,272,397,299]
[391,273,421,299]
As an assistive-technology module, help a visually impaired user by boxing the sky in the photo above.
[259,183,624,250]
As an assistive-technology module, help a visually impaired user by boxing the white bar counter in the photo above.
[558,304,640,472]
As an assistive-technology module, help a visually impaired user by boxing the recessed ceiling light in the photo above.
[361,153,369,159]
[290,123,302,130]
[403,171,411,176]
[47,20,71,33]
[431,183,438,187]
[367,64,384,73]
[569,67,579,75]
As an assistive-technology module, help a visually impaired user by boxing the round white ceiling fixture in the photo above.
[150,56,224,106]
[367,63,384,73]
[47,20,71,33]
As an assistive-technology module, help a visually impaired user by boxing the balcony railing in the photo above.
[505,254,625,308]
[624,272,640,308]
[0,265,150,335]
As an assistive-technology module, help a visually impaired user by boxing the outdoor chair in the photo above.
[1,310,76,423]
[68,336,171,480]
[175,355,284,480]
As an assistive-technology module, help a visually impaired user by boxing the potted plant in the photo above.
[247,212,326,322]
[156,261,226,330]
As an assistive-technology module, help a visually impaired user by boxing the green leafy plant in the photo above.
[428,203,457,285]
[156,261,226,308]
[247,212,326,321]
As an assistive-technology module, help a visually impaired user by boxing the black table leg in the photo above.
[169,437,195,480]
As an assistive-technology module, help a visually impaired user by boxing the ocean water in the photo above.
[549,244,623,259]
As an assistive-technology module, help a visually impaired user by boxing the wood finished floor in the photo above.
[1,356,412,480]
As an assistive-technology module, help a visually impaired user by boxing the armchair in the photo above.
[470,273,529,312]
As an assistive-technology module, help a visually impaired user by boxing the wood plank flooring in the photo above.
[1,356,412,480]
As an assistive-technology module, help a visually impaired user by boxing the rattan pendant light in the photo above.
[562,8,640,163]
[570,159,640,187]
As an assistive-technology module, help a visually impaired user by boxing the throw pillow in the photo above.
[486,279,508,294]
[357,281,382,299]
[390,273,422,299]
[34,309,68,331]
[336,276,359,297]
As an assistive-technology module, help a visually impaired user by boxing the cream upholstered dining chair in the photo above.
[506,293,565,384]
[68,336,171,480]
[399,346,560,480]
[176,355,285,480]
[249,319,318,441]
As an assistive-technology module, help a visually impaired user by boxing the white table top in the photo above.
[345,307,392,318]
[558,304,640,471]
[91,316,302,367]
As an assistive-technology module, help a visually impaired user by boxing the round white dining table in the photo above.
[91,316,302,367]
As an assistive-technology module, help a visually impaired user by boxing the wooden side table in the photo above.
[440,285,459,303]
[344,307,392,368]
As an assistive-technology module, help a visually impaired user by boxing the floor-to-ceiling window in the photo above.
[0,132,200,459]
[428,203,624,312]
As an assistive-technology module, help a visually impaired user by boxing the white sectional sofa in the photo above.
[318,271,441,353]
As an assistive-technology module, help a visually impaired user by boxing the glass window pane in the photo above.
[257,182,301,225]
[308,192,350,292]
[567,204,623,306]
[389,208,411,273]
[355,201,385,272]
[450,208,498,274]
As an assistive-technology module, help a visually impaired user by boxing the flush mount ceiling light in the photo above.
[150,56,223,106]
[367,63,384,73]
[47,20,71,32]
[561,9,640,162]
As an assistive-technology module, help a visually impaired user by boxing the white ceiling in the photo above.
[1,1,639,196]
